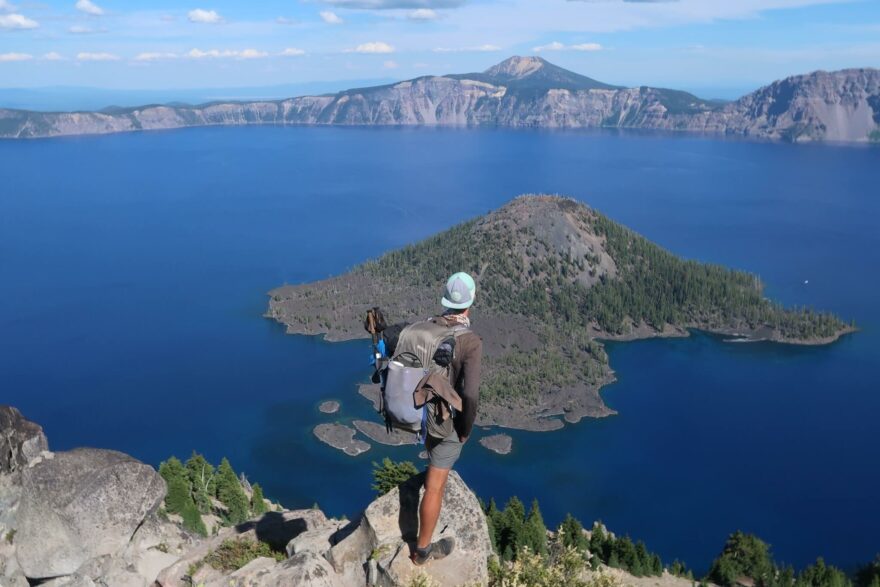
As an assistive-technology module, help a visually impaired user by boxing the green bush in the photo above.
[371,458,418,496]
[201,538,284,573]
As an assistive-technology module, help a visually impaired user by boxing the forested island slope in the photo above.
[2,56,878,142]
[267,196,853,430]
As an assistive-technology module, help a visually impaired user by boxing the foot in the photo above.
[410,537,455,566]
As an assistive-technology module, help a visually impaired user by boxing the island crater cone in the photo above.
[267,195,853,432]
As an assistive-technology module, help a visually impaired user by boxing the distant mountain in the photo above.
[1,56,878,142]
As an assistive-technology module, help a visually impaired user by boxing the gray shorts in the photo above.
[425,432,464,470]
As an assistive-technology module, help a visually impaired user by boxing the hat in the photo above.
[441,272,476,310]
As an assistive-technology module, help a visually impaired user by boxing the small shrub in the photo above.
[371,458,418,496]
[5,529,16,544]
[408,572,442,587]
[202,538,284,573]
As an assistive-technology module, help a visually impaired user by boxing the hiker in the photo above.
[408,272,483,566]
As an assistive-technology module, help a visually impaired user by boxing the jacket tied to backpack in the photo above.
[414,372,462,439]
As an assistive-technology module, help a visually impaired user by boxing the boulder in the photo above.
[285,519,347,557]
[329,471,492,587]
[258,552,347,587]
[38,573,96,587]
[0,406,48,475]
[155,509,329,587]
[0,541,28,587]
[14,448,166,579]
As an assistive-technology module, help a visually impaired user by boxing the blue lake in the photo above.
[1,126,878,573]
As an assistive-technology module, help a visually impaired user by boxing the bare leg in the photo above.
[417,465,450,549]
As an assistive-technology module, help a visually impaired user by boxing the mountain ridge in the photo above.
[2,56,878,142]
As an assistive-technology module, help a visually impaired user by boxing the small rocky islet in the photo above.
[318,400,340,414]
[479,434,513,455]
[312,423,370,457]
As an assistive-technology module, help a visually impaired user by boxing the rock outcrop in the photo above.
[0,405,48,475]
[15,448,166,579]
[0,405,495,586]
[2,56,877,142]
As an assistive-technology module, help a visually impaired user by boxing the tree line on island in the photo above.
[361,200,847,342]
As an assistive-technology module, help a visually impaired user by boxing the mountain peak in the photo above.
[484,56,548,80]
[480,55,621,91]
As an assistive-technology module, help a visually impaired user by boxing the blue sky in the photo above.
[1,0,878,95]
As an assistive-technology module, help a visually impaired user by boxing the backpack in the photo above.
[381,317,468,439]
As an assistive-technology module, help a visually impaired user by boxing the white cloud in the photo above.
[69,24,102,34]
[280,47,306,56]
[533,41,603,52]
[238,48,268,59]
[533,41,565,52]
[322,0,464,8]
[43,52,65,60]
[134,52,178,61]
[77,51,120,61]
[0,52,32,62]
[433,44,501,53]
[571,43,603,51]
[383,59,399,68]
[188,9,222,24]
[408,8,438,20]
[276,16,298,25]
[0,13,38,29]
[0,0,15,12]
[320,10,343,24]
[75,0,103,16]
[349,41,395,54]
[187,48,268,60]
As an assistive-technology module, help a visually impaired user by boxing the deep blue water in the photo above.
[1,127,878,573]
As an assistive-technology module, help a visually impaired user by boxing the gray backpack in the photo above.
[381,318,467,438]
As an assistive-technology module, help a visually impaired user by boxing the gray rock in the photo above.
[328,471,492,587]
[272,552,348,587]
[285,520,346,557]
[0,542,28,587]
[369,471,492,587]
[0,406,48,475]
[39,574,96,587]
[155,509,329,587]
[15,448,166,579]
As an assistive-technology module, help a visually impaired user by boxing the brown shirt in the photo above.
[442,317,483,439]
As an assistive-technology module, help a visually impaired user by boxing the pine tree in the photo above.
[180,500,207,536]
[251,483,268,515]
[158,456,190,514]
[215,458,250,525]
[560,513,588,552]
[523,499,548,556]
[185,452,215,514]
[499,496,526,561]
[590,523,609,563]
